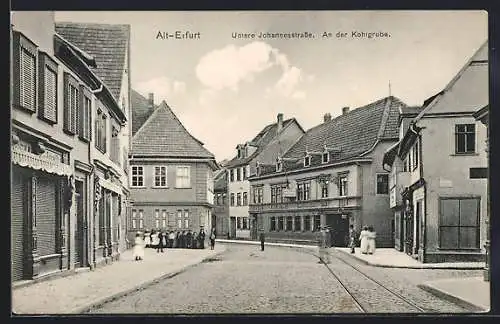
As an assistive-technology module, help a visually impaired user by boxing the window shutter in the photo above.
[43,67,57,121]
[63,74,70,131]
[20,48,36,112]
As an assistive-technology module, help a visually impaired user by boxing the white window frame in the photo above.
[184,209,190,228]
[177,210,182,229]
[276,158,282,172]
[338,174,348,197]
[132,210,137,229]
[162,210,167,228]
[376,173,390,195]
[155,209,160,228]
[153,165,168,188]
[176,166,191,188]
[322,151,329,164]
[139,210,144,228]
[304,155,311,167]
[131,166,145,188]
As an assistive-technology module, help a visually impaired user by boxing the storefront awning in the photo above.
[12,146,72,176]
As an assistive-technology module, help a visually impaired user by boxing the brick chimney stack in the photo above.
[277,113,284,133]
[324,113,332,123]
[342,107,350,115]
[148,93,154,113]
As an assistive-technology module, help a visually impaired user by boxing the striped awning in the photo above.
[12,146,72,176]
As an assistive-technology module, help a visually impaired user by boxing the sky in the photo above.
[54,10,488,162]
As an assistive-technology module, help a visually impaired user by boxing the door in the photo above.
[405,209,413,255]
[250,214,257,240]
[326,214,350,247]
[74,180,85,268]
[230,217,236,238]
[11,168,28,281]
[415,200,421,255]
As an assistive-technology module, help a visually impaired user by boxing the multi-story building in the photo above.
[249,97,406,246]
[128,93,218,240]
[225,113,304,239]
[10,12,131,283]
[55,22,132,266]
[213,168,229,238]
[383,41,488,263]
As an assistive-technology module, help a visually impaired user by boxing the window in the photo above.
[338,175,348,196]
[176,166,191,188]
[162,210,167,228]
[222,193,226,205]
[455,124,476,154]
[278,217,284,231]
[321,182,329,198]
[230,169,234,182]
[78,88,92,141]
[230,193,235,206]
[95,109,107,153]
[243,167,247,180]
[242,217,248,230]
[243,192,248,206]
[294,216,301,231]
[304,155,311,167]
[155,209,160,228]
[286,216,293,231]
[13,32,37,113]
[304,216,311,231]
[271,184,285,203]
[184,210,189,228]
[237,217,242,229]
[132,210,137,229]
[237,193,242,206]
[270,216,276,231]
[110,126,120,165]
[314,215,321,232]
[139,210,144,229]
[131,166,144,187]
[322,152,329,164]
[412,142,419,171]
[177,210,182,229]
[237,168,241,181]
[297,182,311,201]
[439,198,480,249]
[253,186,263,204]
[63,73,79,135]
[154,166,167,187]
[38,53,58,123]
[377,174,389,195]
[276,160,282,172]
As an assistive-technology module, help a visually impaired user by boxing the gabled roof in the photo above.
[214,169,227,191]
[131,89,155,136]
[415,40,488,121]
[257,96,406,176]
[131,101,215,159]
[224,118,301,168]
[55,22,130,103]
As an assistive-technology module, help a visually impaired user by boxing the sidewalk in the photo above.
[336,248,486,269]
[12,245,226,315]
[216,239,316,250]
[418,277,490,312]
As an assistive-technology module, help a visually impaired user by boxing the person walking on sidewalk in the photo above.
[186,230,193,249]
[133,232,145,261]
[156,231,165,253]
[367,226,377,255]
[199,228,206,249]
[348,224,357,254]
[209,226,216,250]
[359,226,369,254]
[168,230,175,248]
[192,232,199,249]
[144,230,151,248]
[259,230,265,251]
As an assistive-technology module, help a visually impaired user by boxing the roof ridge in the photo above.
[55,21,130,29]
[376,97,394,139]
[132,102,164,140]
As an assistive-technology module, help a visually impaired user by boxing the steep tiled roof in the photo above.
[55,22,129,102]
[214,169,227,191]
[258,96,406,176]
[131,89,155,136]
[131,101,215,158]
[225,119,296,168]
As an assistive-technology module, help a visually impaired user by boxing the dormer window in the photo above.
[237,150,241,159]
[276,158,282,172]
[322,151,329,164]
[304,155,311,167]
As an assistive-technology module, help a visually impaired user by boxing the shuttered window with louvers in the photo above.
[36,175,57,256]
[13,31,38,113]
[78,88,92,141]
[63,73,79,134]
[38,53,58,123]
[20,48,36,111]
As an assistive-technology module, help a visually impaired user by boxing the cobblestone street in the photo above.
[88,244,481,314]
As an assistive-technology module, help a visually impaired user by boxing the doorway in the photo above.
[326,214,350,247]
[415,200,421,256]
[74,180,87,268]
[230,217,236,238]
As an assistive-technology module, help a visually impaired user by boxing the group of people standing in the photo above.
[133,227,217,261]
[349,225,377,255]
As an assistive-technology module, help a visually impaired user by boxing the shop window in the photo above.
[439,198,480,249]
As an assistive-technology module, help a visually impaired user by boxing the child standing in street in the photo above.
[133,232,145,261]
[348,224,356,254]
[209,227,216,250]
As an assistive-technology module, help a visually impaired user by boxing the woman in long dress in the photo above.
[359,226,369,254]
[133,232,145,261]
[367,226,377,255]
[144,231,151,248]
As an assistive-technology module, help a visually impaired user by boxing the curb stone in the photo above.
[335,249,485,270]
[71,248,226,314]
[417,283,489,313]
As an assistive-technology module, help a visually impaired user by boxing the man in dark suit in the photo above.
[259,230,265,251]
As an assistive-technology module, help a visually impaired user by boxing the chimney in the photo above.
[277,113,284,133]
[323,113,332,123]
[148,93,154,113]
[342,107,350,115]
